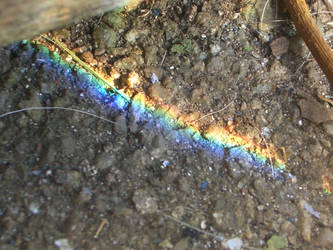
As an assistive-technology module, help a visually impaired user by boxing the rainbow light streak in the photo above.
[14,41,290,180]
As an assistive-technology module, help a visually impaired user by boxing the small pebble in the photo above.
[76,187,93,205]
[223,237,243,250]
[316,228,333,246]
[299,200,312,242]
[280,220,296,234]
[150,72,159,84]
[200,220,207,230]
[159,239,173,249]
[28,202,39,214]
[171,206,185,219]
[173,237,189,250]
[94,48,105,56]
[323,121,333,136]
[55,238,73,250]
[132,189,158,214]
[270,36,289,58]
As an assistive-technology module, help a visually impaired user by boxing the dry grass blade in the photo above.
[295,52,313,73]
[260,0,271,31]
[39,35,129,101]
[0,106,116,124]
[189,76,239,125]
[322,0,333,11]
[317,91,333,106]
[312,11,333,15]
[253,126,274,172]
[189,99,235,124]
[158,211,222,240]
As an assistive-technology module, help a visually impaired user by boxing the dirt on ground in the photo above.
[0,0,333,249]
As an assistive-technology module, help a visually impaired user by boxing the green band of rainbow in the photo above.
[15,41,288,180]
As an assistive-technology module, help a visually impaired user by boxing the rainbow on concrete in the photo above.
[17,40,288,180]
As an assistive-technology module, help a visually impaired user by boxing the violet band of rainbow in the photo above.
[17,41,288,179]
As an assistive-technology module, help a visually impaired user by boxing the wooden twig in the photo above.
[283,0,333,85]
[0,0,143,47]
[94,218,109,239]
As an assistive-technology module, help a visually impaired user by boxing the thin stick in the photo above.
[0,0,131,47]
[283,0,333,85]
[281,146,287,163]
[158,211,221,239]
[94,218,109,239]
[160,51,167,66]
[139,0,154,17]
[0,106,116,124]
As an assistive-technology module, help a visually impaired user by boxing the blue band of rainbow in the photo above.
[12,41,290,180]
